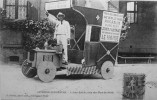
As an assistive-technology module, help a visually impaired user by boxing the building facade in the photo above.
[119,1,157,57]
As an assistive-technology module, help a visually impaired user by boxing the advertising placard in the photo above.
[100,11,124,42]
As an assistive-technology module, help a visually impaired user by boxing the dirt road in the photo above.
[0,63,157,100]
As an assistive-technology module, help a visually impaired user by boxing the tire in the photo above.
[101,61,114,80]
[21,59,37,78]
[37,61,56,82]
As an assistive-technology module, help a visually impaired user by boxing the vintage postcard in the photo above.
[0,0,157,100]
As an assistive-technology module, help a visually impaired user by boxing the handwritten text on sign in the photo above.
[100,11,123,42]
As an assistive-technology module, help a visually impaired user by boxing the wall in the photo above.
[0,2,3,62]
[0,0,24,63]
[0,29,24,63]
[119,1,157,54]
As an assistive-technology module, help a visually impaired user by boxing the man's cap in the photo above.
[57,12,65,18]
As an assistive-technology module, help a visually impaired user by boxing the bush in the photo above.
[2,18,55,51]
[120,16,130,41]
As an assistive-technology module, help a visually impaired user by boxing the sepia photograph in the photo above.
[0,0,157,100]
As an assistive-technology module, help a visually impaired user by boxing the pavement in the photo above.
[0,62,157,100]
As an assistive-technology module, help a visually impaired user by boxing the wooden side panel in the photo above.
[36,52,61,69]
[84,42,99,67]
[96,42,118,69]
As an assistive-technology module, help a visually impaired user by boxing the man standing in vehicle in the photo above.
[54,12,71,65]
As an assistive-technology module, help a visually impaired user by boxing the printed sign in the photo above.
[100,11,124,42]
[45,0,71,10]
[123,73,145,99]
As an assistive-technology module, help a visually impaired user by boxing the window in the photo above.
[127,2,138,23]
[90,26,101,42]
[85,25,101,42]
[9,56,19,62]
[4,0,27,19]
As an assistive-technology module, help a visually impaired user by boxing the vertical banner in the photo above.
[100,11,124,43]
